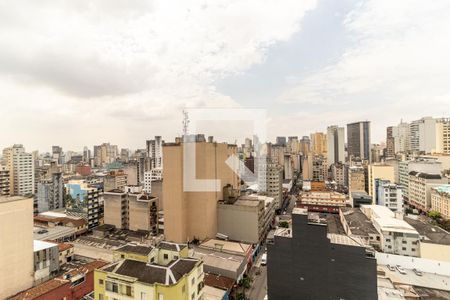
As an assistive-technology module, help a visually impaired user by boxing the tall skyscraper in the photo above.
[310,132,327,156]
[276,136,286,146]
[386,126,395,158]
[37,171,64,213]
[163,136,240,243]
[326,126,345,166]
[347,121,371,162]
[392,121,410,153]
[2,144,35,196]
[299,136,311,156]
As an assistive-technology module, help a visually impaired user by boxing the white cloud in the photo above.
[278,0,450,140]
[0,0,317,150]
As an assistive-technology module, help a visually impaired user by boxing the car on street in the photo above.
[261,253,267,266]
[396,265,407,275]
[413,268,423,276]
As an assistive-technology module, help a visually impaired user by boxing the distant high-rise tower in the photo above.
[146,136,163,169]
[310,132,327,156]
[386,126,395,158]
[347,121,371,162]
[275,136,286,146]
[326,126,345,166]
[2,144,34,196]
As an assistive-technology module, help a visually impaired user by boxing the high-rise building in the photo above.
[386,126,395,157]
[0,196,34,299]
[276,136,286,146]
[65,180,103,229]
[348,166,366,193]
[103,170,128,192]
[146,136,163,169]
[436,118,450,154]
[326,125,345,166]
[94,143,118,167]
[287,136,299,154]
[392,121,410,153]
[347,121,371,162]
[163,136,240,243]
[258,160,283,209]
[299,136,311,156]
[37,171,64,213]
[104,186,159,234]
[0,166,10,196]
[310,132,327,156]
[3,144,35,196]
[408,172,447,212]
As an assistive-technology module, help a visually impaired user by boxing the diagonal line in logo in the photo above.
[225,154,257,184]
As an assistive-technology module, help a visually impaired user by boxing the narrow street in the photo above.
[247,266,267,300]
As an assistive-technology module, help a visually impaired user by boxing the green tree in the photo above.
[279,221,289,228]
[428,211,441,222]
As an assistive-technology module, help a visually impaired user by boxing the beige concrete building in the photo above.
[348,166,366,193]
[163,137,240,243]
[435,118,450,154]
[217,194,275,244]
[0,196,34,299]
[408,172,447,211]
[310,132,327,156]
[104,186,159,235]
[103,169,128,192]
[2,144,34,196]
[368,164,395,198]
[431,185,450,219]
[258,160,283,209]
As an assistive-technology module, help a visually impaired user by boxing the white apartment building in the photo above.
[143,168,162,194]
[376,180,403,212]
[392,121,410,153]
[361,205,420,257]
[146,136,163,169]
[3,144,35,196]
[258,161,283,209]
[408,172,447,211]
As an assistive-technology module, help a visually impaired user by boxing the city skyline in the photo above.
[1,0,450,151]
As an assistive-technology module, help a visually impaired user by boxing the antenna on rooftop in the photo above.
[182,109,190,138]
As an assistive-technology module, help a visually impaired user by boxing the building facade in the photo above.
[326,125,345,166]
[431,185,450,219]
[347,121,371,162]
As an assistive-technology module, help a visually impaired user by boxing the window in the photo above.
[99,279,104,285]
[182,285,186,293]
[141,292,147,300]
[163,254,169,260]
[402,247,406,251]
[191,277,195,285]
[174,256,179,260]
[402,241,407,244]
[125,285,132,296]
[99,294,104,300]
[121,254,125,259]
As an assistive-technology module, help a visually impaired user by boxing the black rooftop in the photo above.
[116,244,154,256]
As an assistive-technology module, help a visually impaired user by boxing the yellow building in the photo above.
[163,137,240,243]
[94,258,204,300]
[310,132,327,156]
[431,184,450,219]
[368,164,395,199]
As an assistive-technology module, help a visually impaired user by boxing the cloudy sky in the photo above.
[1,0,449,152]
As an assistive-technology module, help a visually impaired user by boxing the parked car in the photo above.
[396,265,407,275]
[413,268,423,276]
[387,264,396,271]
[261,253,267,266]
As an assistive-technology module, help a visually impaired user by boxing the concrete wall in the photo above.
[103,192,125,228]
[217,204,259,244]
[163,141,239,243]
[420,242,450,263]
[0,197,34,299]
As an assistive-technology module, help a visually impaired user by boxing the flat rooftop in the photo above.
[404,216,450,245]
[34,240,57,252]
[116,244,154,256]
[341,207,378,236]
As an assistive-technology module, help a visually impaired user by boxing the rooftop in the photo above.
[116,244,154,256]
[158,241,187,252]
[340,207,378,236]
[404,216,450,245]
[432,184,450,195]
[101,258,199,285]
[326,214,346,235]
[200,238,252,256]
[204,273,235,291]
[34,240,57,252]
[10,260,108,300]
